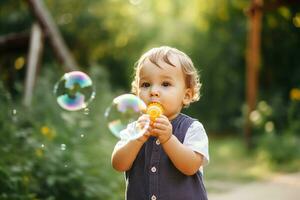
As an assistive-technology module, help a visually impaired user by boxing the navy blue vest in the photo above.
[125,113,208,200]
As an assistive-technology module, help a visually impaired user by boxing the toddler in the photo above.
[111,46,209,200]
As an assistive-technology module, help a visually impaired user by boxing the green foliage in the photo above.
[206,137,258,182]
[0,66,124,199]
[0,0,32,34]
[255,133,300,172]
[187,1,247,132]
[248,99,300,171]
[287,96,300,136]
[259,6,300,136]
[1,0,299,133]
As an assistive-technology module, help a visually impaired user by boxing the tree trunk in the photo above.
[26,0,78,71]
[245,0,263,148]
[23,23,44,107]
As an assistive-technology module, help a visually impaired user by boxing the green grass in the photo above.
[204,136,266,193]
[204,135,300,192]
[205,136,272,182]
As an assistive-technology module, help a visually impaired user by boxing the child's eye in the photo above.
[162,82,171,87]
[141,82,150,88]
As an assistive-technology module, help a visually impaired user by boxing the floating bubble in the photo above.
[105,94,150,140]
[11,108,18,123]
[54,71,95,111]
[60,144,66,151]
[12,109,17,115]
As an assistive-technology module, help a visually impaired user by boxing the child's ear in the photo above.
[183,88,193,106]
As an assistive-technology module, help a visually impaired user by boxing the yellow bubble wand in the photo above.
[146,102,164,123]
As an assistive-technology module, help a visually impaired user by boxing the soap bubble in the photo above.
[54,71,95,111]
[105,94,150,140]
[11,108,18,123]
[60,144,66,151]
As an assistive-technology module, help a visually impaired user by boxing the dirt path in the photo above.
[208,172,300,200]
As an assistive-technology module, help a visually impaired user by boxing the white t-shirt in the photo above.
[183,121,209,173]
[114,120,209,173]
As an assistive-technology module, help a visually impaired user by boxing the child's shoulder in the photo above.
[179,113,204,128]
[179,113,198,122]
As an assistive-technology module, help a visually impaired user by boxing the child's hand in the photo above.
[135,114,151,143]
[151,115,172,144]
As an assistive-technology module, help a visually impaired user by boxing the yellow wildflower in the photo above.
[40,126,55,140]
[35,148,43,158]
[14,57,25,70]
[41,126,49,134]
[290,88,300,101]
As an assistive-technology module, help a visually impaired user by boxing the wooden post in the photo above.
[23,23,44,107]
[26,0,78,71]
[245,0,263,148]
[0,31,30,52]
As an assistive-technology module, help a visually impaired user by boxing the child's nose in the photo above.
[150,87,160,97]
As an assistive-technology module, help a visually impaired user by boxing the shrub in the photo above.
[0,66,125,199]
[249,99,300,172]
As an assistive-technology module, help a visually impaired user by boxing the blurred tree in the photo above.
[260,3,300,131]
[245,0,263,148]
[0,0,299,133]
[188,1,247,133]
[244,0,300,147]
[26,0,78,71]
[0,0,31,96]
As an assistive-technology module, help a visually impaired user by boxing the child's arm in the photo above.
[111,138,145,172]
[162,135,203,175]
[152,116,204,175]
[111,114,151,172]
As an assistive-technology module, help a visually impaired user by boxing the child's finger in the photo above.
[151,128,166,135]
[137,114,151,126]
[155,115,169,122]
[152,122,167,131]
[153,120,168,127]
[138,114,150,122]
[144,131,151,137]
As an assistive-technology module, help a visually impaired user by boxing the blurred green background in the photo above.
[0,0,299,199]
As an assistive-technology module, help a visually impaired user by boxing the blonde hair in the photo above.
[131,46,201,103]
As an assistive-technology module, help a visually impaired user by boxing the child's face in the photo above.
[137,55,192,120]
